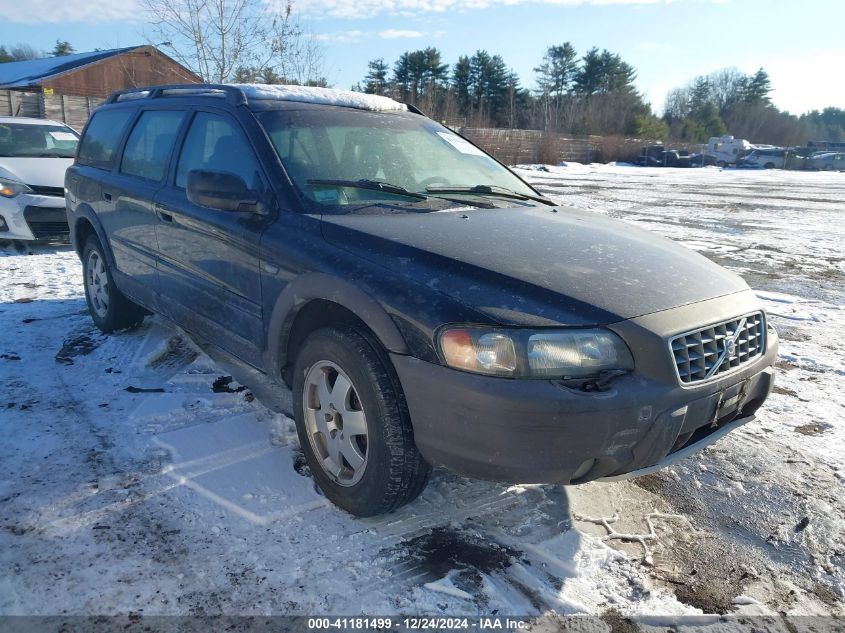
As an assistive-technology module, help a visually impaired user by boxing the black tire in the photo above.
[82,235,146,333]
[764,162,776,169]
[292,326,431,516]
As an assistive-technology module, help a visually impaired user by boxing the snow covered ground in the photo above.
[1,164,843,624]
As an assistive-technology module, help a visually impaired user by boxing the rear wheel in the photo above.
[764,162,776,169]
[82,236,146,333]
[292,326,431,516]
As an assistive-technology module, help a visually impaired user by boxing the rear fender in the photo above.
[71,204,116,269]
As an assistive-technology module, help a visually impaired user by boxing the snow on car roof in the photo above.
[233,84,407,112]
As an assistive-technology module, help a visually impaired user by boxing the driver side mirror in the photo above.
[187,170,261,213]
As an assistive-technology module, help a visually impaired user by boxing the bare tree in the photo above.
[277,26,327,86]
[141,0,322,84]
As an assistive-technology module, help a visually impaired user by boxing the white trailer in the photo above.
[706,136,752,166]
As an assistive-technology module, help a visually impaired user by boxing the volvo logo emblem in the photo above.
[705,317,747,379]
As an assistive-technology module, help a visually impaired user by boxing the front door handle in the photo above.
[154,204,173,222]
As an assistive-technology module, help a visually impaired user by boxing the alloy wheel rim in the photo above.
[86,250,109,318]
[302,360,369,487]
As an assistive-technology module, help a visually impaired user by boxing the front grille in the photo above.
[670,312,765,384]
[28,222,69,239]
[23,206,70,240]
[27,185,65,197]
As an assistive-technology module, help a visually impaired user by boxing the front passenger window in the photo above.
[120,110,186,182]
[176,113,261,191]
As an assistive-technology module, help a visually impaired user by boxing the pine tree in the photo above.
[363,58,389,95]
[573,48,603,95]
[467,51,510,125]
[534,43,578,98]
[421,47,449,91]
[574,48,637,96]
[392,53,413,102]
[629,112,669,140]
[534,43,578,130]
[451,56,472,115]
[51,40,75,56]
[257,67,283,84]
[742,68,772,105]
[598,50,636,94]
[233,66,258,82]
[698,102,727,137]
[688,77,713,117]
[390,48,450,104]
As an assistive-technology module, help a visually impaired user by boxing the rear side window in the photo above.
[175,112,261,190]
[120,110,186,182]
[77,109,134,169]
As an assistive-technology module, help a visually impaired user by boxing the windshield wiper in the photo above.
[307,179,428,200]
[425,184,556,206]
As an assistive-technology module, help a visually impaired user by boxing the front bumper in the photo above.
[0,193,68,241]
[392,292,778,485]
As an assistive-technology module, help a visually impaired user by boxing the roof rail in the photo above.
[106,84,248,106]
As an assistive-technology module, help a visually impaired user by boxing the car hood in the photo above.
[321,206,750,326]
[0,157,73,188]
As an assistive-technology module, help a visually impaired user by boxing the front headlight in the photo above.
[438,326,634,379]
[0,177,32,198]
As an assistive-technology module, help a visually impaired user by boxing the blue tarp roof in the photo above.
[0,47,141,88]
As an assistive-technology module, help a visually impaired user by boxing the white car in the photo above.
[0,117,78,241]
[738,148,787,169]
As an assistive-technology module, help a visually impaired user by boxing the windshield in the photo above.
[0,122,79,158]
[256,107,539,212]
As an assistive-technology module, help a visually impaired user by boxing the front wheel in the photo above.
[82,236,146,333]
[292,326,431,516]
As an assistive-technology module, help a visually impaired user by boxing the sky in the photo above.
[0,0,843,115]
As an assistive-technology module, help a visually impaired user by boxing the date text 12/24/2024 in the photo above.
[307,617,531,630]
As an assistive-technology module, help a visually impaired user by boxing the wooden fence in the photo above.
[458,128,602,165]
[459,127,706,165]
[0,90,105,131]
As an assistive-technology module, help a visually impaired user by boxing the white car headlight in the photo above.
[0,177,32,198]
[438,326,634,379]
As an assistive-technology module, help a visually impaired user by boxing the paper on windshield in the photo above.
[436,132,487,156]
[49,131,77,141]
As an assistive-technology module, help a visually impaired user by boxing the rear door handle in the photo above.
[103,191,112,201]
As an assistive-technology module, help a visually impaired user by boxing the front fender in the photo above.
[264,272,411,377]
